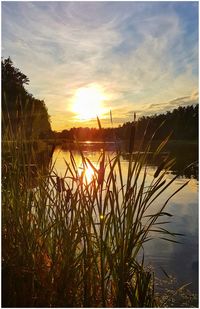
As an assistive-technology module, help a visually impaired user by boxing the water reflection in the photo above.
[144,183,198,293]
[78,164,97,183]
[52,146,198,294]
[2,141,54,189]
[60,141,198,179]
[4,141,197,294]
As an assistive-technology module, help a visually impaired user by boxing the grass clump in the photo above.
[2,117,189,307]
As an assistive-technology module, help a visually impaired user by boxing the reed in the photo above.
[2,109,189,307]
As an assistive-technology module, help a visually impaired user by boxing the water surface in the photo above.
[52,144,198,294]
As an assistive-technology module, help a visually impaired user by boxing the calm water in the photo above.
[52,145,198,294]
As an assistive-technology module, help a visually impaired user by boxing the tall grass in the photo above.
[2,110,189,307]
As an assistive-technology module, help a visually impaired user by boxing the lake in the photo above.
[52,143,198,295]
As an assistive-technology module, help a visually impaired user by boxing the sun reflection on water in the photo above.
[78,164,97,183]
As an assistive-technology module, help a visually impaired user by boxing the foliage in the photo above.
[134,104,198,141]
[2,117,192,307]
[2,57,51,139]
[54,104,198,143]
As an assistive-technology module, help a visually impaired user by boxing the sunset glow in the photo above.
[2,1,198,131]
[78,164,96,183]
[72,85,106,120]
[1,1,198,306]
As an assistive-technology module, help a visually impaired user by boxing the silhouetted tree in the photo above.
[53,104,198,144]
[2,57,51,139]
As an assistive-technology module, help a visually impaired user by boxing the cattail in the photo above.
[65,189,71,204]
[56,177,66,192]
[128,112,136,153]
[98,159,104,185]
[61,178,65,191]
[80,170,84,183]
[56,176,61,193]
[128,123,135,153]
[154,161,166,178]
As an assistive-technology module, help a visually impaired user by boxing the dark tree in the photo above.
[2,57,51,139]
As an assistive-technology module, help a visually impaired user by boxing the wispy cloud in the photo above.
[2,2,198,130]
[127,90,199,117]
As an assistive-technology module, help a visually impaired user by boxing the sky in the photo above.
[2,1,198,131]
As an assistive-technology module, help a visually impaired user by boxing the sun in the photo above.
[72,84,106,120]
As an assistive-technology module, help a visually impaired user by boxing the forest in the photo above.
[2,57,198,144]
[2,58,198,308]
[55,104,198,143]
[2,57,52,139]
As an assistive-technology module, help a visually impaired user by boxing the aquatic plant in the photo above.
[2,112,189,307]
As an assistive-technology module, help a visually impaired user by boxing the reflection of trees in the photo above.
[164,142,198,180]
[61,141,121,152]
[121,143,198,180]
[59,139,197,179]
[2,141,54,189]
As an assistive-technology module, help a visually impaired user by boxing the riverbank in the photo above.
[2,134,198,307]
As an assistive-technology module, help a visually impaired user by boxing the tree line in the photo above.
[2,57,198,143]
[55,104,198,142]
[2,57,52,139]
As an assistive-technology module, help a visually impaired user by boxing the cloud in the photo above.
[134,90,199,117]
[2,2,198,130]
